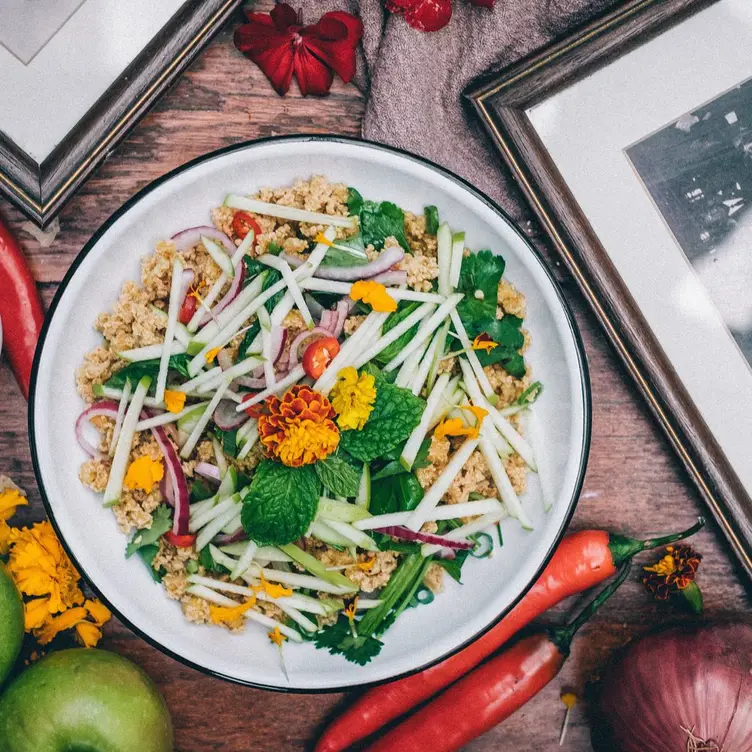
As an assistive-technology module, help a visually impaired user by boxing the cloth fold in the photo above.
[297,0,616,214]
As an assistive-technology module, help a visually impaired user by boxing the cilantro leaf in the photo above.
[199,545,229,574]
[125,505,172,558]
[473,315,527,377]
[106,354,191,391]
[370,472,424,516]
[456,250,505,334]
[241,460,320,546]
[339,379,425,463]
[313,617,384,666]
[424,205,439,235]
[346,187,364,216]
[135,544,163,582]
[373,302,421,366]
[315,455,361,498]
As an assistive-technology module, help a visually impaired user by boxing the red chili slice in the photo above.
[232,211,262,240]
[164,532,196,548]
[178,293,198,325]
[302,336,340,379]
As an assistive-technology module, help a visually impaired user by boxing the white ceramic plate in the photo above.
[30,137,590,691]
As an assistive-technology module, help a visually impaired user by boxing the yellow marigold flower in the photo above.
[0,520,12,556]
[434,417,480,441]
[24,596,53,631]
[258,385,340,467]
[350,280,397,313]
[0,487,27,521]
[7,521,84,613]
[330,367,377,431]
[472,333,498,354]
[123,455,164,493]
[32,598,110,647]
[205,346,222,364]
[164,390,187,413]
[268,626,287,647]
[209,597,257,627]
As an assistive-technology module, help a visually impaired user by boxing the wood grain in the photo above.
[0,11,748,752]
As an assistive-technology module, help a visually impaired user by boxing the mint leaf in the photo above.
[373,302,421,366]
[352,199,409,251]
[339,379,425,462]
[316,456,361,498]
[106,354,191,390]
[125,505,172,558]
[424,205,439,235]
[456,250,505,335]
[241,460,320,546]
[347,187,364,216]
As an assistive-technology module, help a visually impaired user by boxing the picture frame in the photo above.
[466,0,752,578]
[0,0,241,227]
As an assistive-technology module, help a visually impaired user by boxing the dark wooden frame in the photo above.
[0,0,241,227]
[466,0,752,579]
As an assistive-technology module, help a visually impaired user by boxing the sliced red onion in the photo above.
[281,246,405,281]
[214,529,248,545]
[319,309,338,335]
[76,401,120,458]
[144,410,190,536]
[373,526,475,550]
[234,375,267,390]
[177,269,195,308]
[213,399,248,430]
[195,462,221,482]
[332,299,353,339]
[370,270,407,286]
[270,325,287,365]
[288,326,335,368]
[304,293,325,322]
[171,226,234,253]
[160,474,175,507]
[217,348,234,371]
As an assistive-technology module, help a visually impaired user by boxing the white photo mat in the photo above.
[527,0,752,497]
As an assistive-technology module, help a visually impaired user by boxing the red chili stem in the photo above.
[0,214,44,399]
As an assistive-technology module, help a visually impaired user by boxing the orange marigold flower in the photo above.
[258,385,340,467]
[350,280,397,313]
[642,544,702,600]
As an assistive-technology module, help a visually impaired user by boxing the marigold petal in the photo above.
[24,597,52,631]
[164,390,187,414]
[74,622,103,648]
[0,489,27,521]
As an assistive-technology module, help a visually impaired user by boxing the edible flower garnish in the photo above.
[329,367,377,430]
[472,333,498,354]
[234,4,363,96]
[209,597,257,627]
[0,484,28,555]
[434,406,487,440]
[258,385,340,467]
[164,389,187,413]
[268,626,287,647]
[253,572,293,599]
[123,455,164,493]
[350,280,398,313]
[33,599,112,647]
[643,544,703,613]
[315,232,334,247]
[205,346,222,364]
[357,556,376,572]
[461,404,488,426]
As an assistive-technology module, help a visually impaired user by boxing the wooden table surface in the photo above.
[1,12,750,752]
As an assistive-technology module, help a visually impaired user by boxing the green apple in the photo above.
[0,562,23,686]
[0,649,174,752]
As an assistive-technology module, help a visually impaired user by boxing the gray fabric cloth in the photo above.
[298,0,616,218]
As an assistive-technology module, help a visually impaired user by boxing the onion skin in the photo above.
[592,622,752,752]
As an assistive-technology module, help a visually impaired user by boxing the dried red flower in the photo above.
[386,0,494,32]
[234,4,363,96]
[642,544,702,601]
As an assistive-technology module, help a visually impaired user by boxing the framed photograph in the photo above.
[466,0,752,578]
[0,0,241,226]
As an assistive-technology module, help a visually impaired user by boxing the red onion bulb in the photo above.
[593,622,752,752]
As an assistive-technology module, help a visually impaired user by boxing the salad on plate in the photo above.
[76,176,544,665]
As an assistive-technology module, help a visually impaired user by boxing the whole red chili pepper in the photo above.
[315,519,704,752]
[364,563,632,752]
[0,214,44,399]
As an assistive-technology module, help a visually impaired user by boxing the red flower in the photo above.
[234,4,363,96]
[386,0,494,32]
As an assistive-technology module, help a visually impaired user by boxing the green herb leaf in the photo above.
[455,250,505,335]
[313,617,384,666]
[436,548,471,583]
[424,205,439,235]
[240,319,261,359]
[372,437,431,480]
[511,381,543,408]
[319,234,369,268]
[267,241,283,256]
[199,545,229,574]
[370,472,424,516]
[316,455,362,498]
[106,354,191,391]
[339,378,425,462]
[190,479,215,503]
[244,263,283,313]
[125,505,172,558]
[346,187,364,216]
[135,544,164,583]
[214,427,238,458]
[473,314,527,377]
[241,460,320,546]
[373,302,421,366]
